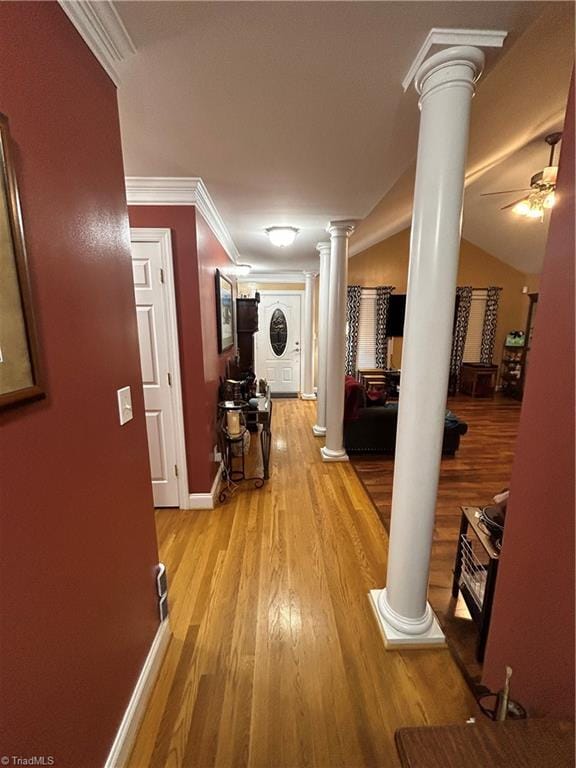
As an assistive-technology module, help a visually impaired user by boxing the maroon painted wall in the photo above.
[128,207,236,492]
[196,211,238,483]
[483,75,575,719]
[0,5,160,766]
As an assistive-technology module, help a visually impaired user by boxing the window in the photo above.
[463,289,488,363]
[356,289,377,369]
[269,308,288,356]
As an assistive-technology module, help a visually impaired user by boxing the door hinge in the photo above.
[167,372,172,386]
[174,464,179,478]
[160,268,165,284]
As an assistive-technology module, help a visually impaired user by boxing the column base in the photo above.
[301,393,317,401]
[320,446,349,463]
[368,589,445,649]
[312,424,326,437]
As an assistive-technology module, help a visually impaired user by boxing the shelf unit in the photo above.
[500,292,538,400]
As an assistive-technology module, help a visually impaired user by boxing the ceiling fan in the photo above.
[481,132,562,221]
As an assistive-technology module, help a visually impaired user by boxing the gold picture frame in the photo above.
[0,112,44,408]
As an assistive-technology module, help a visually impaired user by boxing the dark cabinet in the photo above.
[236,297,259,372]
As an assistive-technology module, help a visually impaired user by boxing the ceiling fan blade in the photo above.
[501,197,529,211]
[481,188,532,197]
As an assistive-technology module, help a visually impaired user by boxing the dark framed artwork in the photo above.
[215,269,234,353]
[0,112,44,408]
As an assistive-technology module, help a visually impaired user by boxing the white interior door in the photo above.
[131,237,180,507]
[255,293,302,394]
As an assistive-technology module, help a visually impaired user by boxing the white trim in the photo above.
[130,228,190,510]
[238,272,307,285]
[188,463,223,510]
[368,590,445,649]
[402,28,508,91]
[104,619,171,768]
[125,177,239,265]
[255,290,305,392]
[58,0,135,86]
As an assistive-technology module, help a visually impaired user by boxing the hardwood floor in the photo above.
[128,399,478,768]
[351,394,522,689]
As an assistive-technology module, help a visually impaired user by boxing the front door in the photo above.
[131,233,180,507]
[255,293,302,394]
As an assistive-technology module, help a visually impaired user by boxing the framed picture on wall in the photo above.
[0,112,44,408]
[215,269,234,353]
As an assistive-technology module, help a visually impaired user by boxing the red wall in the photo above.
[0,4,160,766]
[128,207,236,492]
[196,211,238,480]
[483,75,575,719]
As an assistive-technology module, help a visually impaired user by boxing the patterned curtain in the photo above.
[449,286,473,394]
[480,286,501,363]
[345,285,362,375]
[375,286,394,368]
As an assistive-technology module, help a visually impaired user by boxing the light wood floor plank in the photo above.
[127,399,477,768]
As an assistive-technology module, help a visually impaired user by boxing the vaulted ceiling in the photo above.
[115,1,574,275]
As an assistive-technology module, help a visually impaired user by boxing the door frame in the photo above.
[255,289,305,393]
[130,227,190,509]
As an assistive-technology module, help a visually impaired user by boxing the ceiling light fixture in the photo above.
[266,226,299,248]
[235,264,252,276]
[510,133,561,222]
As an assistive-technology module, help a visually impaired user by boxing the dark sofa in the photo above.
[344,402,468,456]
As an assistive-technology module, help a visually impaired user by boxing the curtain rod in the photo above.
[354,285,501,291]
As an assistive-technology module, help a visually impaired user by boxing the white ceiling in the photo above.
[115,1,567,274]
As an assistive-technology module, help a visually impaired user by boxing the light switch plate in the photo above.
[117,386,133,425]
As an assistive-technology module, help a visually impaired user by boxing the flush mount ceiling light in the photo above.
[266,226,299,248]
[235,264,252,276]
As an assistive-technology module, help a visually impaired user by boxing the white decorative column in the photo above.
[370,40,502,647]
[321,221,355,462]
[301,271,317,400]
[313,242,331,435]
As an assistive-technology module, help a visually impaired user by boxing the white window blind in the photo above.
[356,289,377,369]
[463,289,487,363]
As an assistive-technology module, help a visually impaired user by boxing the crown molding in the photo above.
[238,272,310,284]
[58,1,135,86]
[402,28,508,92]
[125,177,240,264]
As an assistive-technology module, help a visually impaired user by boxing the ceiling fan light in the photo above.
[266,226,299,248]
[526,205,543,220]
[512,200,530,216]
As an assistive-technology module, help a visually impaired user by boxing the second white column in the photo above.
[321,220,355,462]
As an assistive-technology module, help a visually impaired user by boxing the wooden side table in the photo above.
[452,506,500,662]
[460,363,498,397]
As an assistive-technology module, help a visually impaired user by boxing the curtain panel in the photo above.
[375,286,394,368]
[345,285,362,375]
[480,286,501,363]
[449,286,473,394]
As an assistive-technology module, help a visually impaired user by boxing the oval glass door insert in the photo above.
[270,308,288,356]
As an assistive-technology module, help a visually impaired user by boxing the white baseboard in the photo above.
[104,619,171,768]
[187,462,223,510]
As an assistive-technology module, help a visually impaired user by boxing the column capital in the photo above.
[316,241,331,257]
[326,220,356,238]
[303,270,318,280]
[415,45,485,102]
[402,28,507,91]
